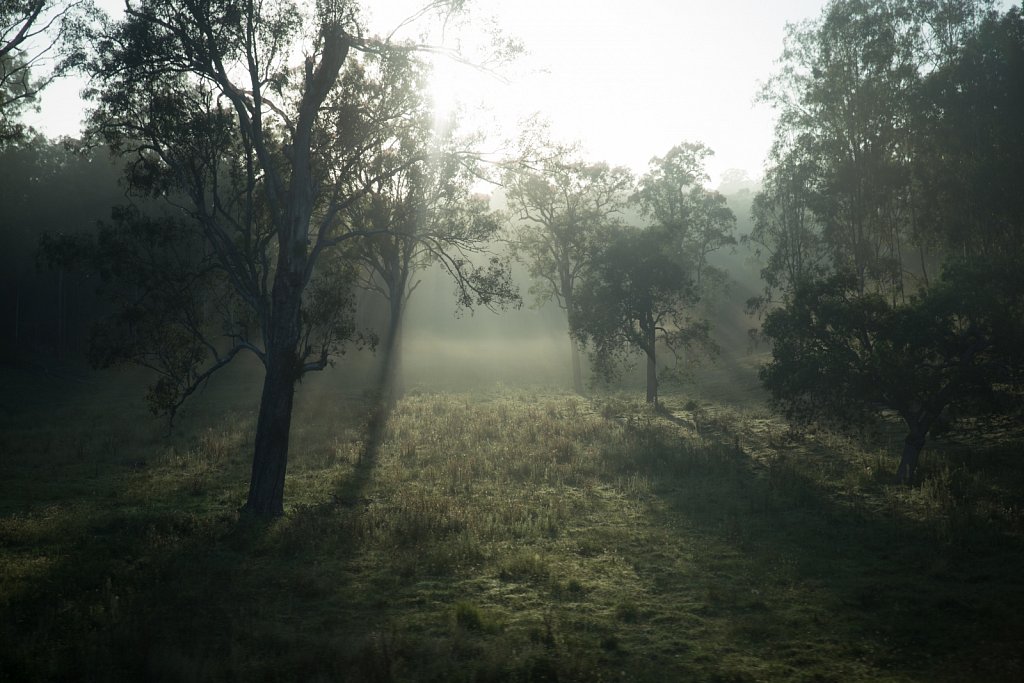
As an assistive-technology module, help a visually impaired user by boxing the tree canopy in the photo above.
[754,0,1024,482]
[505,152,633,392]
[79,0,504,515]
[571,226,710,404]
[0,0,98,144]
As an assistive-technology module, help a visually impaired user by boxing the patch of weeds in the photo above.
[453,601,501,634]
[498,550,550,583]
[614,600,642,624]
[527,613,558,650]
[552,577,588,601]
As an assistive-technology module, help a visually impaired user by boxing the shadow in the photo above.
[4,379,1023,682]
[0,383,399,681]
[600,404,1024,681]
[654,402,697,429]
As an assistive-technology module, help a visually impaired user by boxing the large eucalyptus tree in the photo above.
[86,0,484,515]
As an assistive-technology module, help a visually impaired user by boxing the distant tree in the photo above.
[744,146,828,310]
[760,264,1024,483]
[632,142,736,294]
[505,154,632,393]
[0,0,99,144]
[716,168,758,196]
[345,125,518,404]
[1,137,122,356]
[571,226,711,405]
[83,0,502,515]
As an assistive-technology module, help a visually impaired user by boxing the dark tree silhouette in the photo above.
[760,265,1024,483]
[0,0,98,144]
[752,0,1024,483]
[85,0,498,515]
[571,226,711,405]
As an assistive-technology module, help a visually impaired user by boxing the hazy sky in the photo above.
[21,0,996,185]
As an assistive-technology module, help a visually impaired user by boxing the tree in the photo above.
[760,264,1024,483]
[756,0,989,300]
[1,137,123,357]
[345,125,518,404]
[571,226,710,405]
[505,154,633,393]
[912,5,1024,263]
[632,141,737,295]
[744,146,828,310]
[755,1,1024,485]
[1,0,98,144]
[85,0,498,515]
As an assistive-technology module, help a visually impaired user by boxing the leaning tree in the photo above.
[85,0,500,515]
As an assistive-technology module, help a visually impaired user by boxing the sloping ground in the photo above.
[1,374,1022,681]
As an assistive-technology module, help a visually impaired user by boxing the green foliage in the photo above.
[572,226,711,401]
[744,147,828,310]
[82,0,507,512]
[913,5,1024,260]
[0,0,100,145]
[506,155,633,311]
[760,263,1024,478]
[633,141,737,295]
[754,0,1024,481]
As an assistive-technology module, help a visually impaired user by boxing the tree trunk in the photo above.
[570,339,584,394]
[563,288,584,394]
[895,428,926,485]
[14,280,20,347]
[245,237,305,515]
[379,293,405,407]
[245,348,297,515]
[645,349,657,404]
[644,320,658,404]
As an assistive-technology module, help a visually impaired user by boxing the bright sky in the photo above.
[18,0,942,186]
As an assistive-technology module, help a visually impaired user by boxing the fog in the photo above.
[303,189,767,405]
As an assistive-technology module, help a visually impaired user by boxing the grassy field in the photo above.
[1,361,1023,682]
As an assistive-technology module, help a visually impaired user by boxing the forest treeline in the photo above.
[1,0,1022,513]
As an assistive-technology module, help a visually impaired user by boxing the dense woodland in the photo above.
[2,0,1023,681]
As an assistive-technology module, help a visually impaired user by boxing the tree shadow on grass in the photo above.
[603,409,1024,682]
[0,391,404,681]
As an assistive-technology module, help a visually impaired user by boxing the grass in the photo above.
[1,364,1023,681]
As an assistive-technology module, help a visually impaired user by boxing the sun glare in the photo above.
[427,56,466,126]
